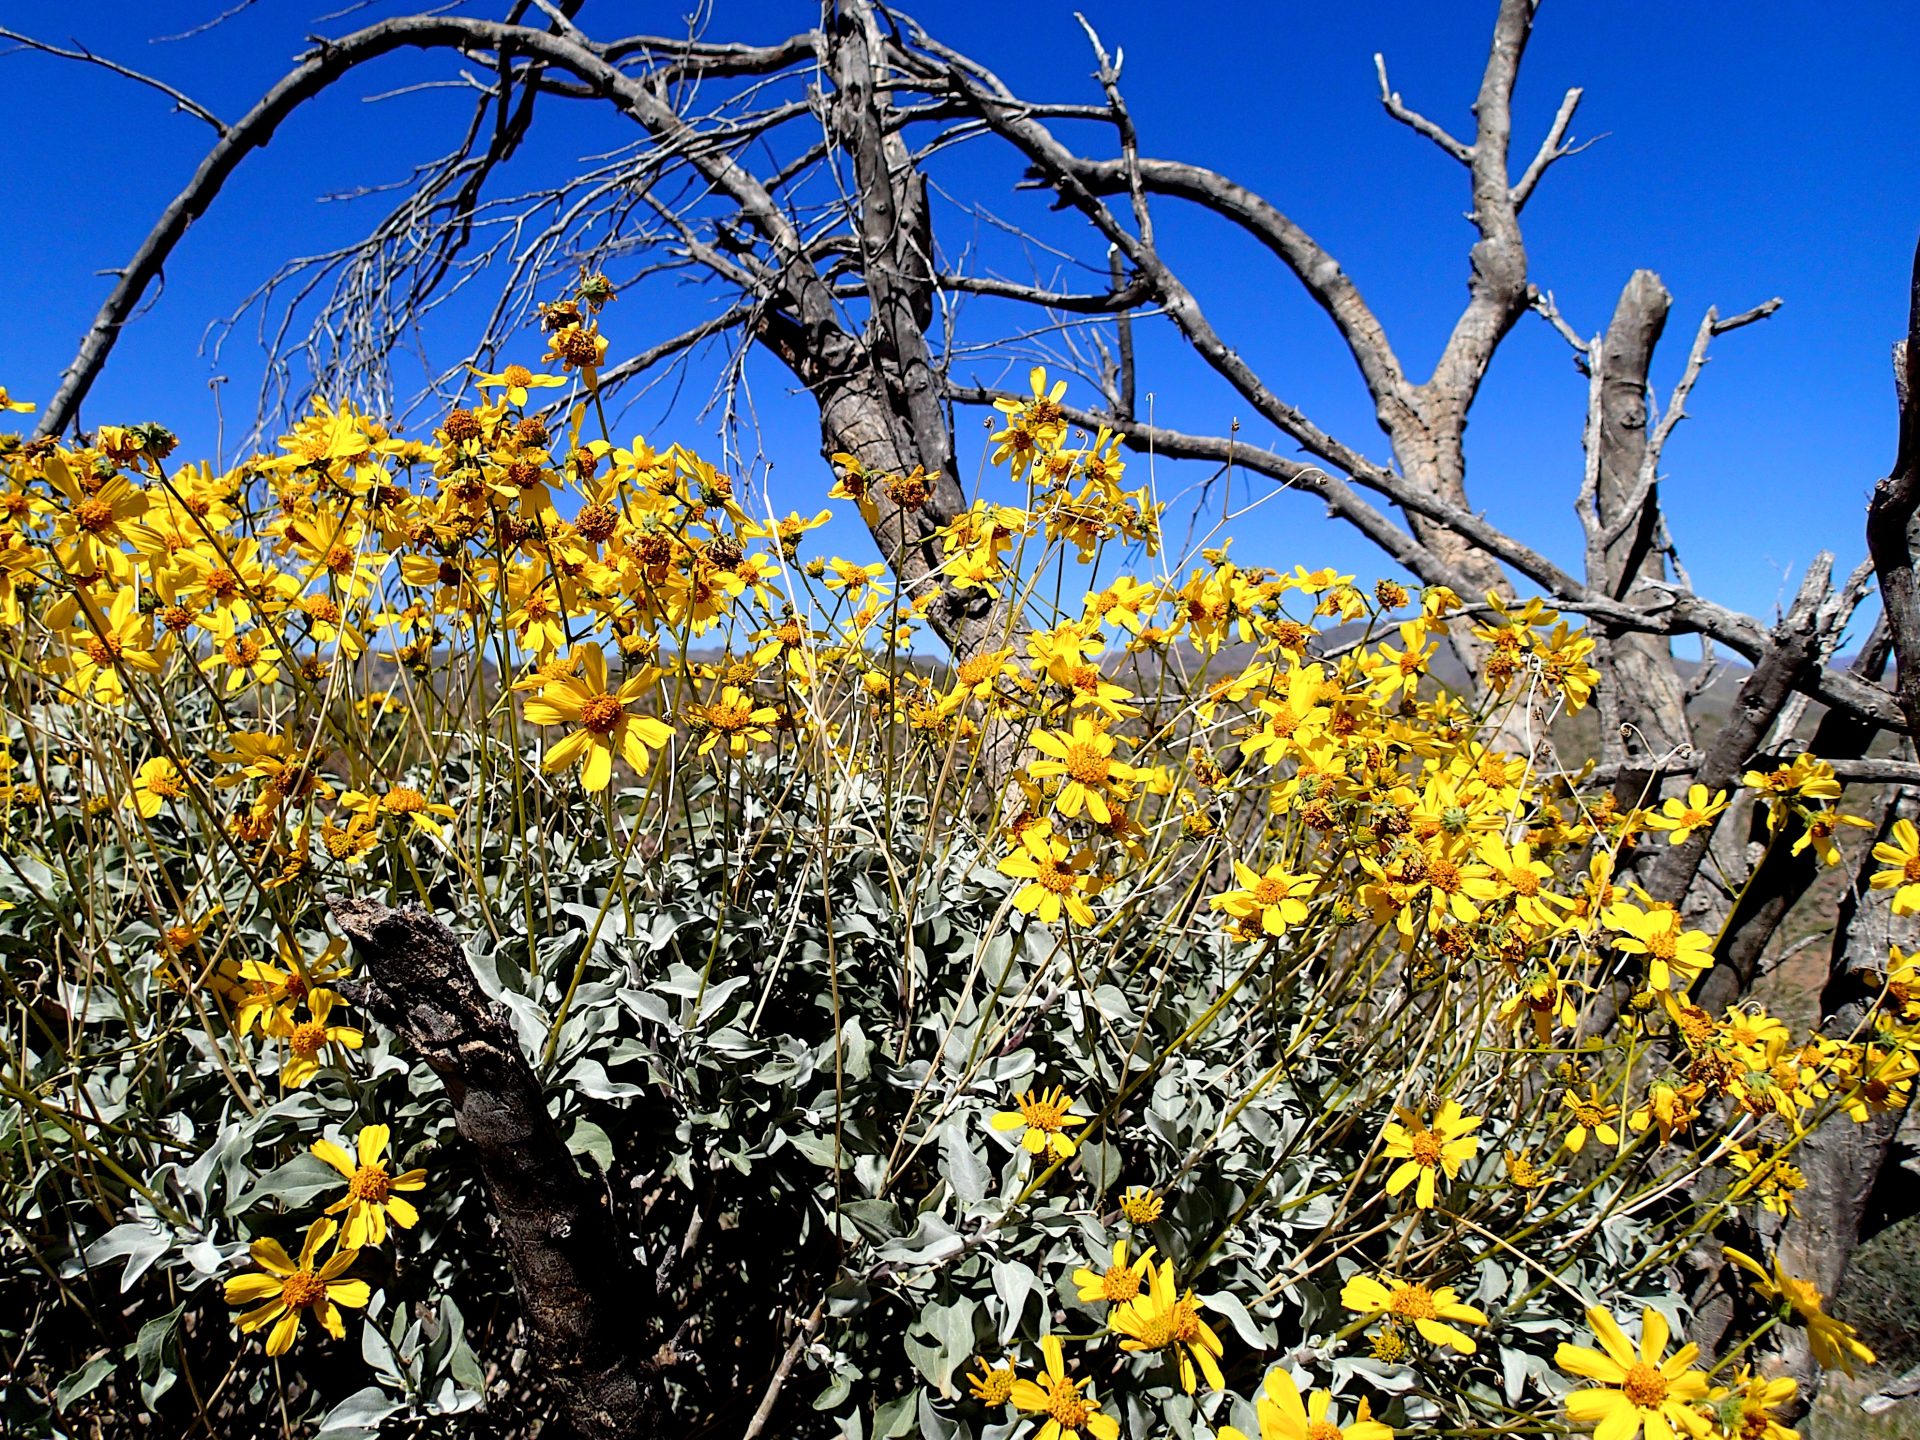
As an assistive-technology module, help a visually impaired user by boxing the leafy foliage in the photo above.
[0,281,1908,1438]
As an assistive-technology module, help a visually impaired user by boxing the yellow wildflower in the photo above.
[312,1123,428,1249]
[1340,1273,1488,1354]
[1555,1305,1711,1440]
[1380,1101,1481,1209]
[990,1084,1086,1160]
[1007,1334,1118,1440]
[523,643,673,791]
[223,1216,369,1356]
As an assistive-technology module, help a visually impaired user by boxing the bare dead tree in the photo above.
[16,0,1920,1419]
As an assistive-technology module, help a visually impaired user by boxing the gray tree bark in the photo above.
[328,897,670,1440]
[1588,272,1693,771]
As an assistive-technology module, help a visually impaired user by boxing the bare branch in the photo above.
[1531,289,1592,359]
[1510,85,1585,208]
[150,0,260,44]
[1644,297,1783,479]
[330,897,671,1439]
[0,25,227,134]
[1373,52,1474,164]
[937,270,1151,313]
[1058,153,1412,414]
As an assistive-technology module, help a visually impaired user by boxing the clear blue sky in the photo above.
[3,2,1917,630]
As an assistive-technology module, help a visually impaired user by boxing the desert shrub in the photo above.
[0,287,1912,1439]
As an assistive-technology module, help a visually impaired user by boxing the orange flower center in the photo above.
[382,787,427,814]
[1510,869,1539,896]
[1170,1297,1202,1343]
[1307,1423,1344,1440]
[280,1269,329,1308]
[1645,928,1678,962]
[1903,855,1920,883]
[975,1367,1014,1405]
[1427,857,1462,893]
[1410,1131,1444,1167]
[348,1163,392,1202]
[1044,1379,1090,1430]
[1035,858,1078,895]
[704,697,758,733]
[1100,1265,1141,1302]
[1063,741,1109,786]
[1623,1362,1669,1408]
[1133,1309,1176,1348]
[504,364,533,387]
[579,694,625,735]
[1388,1283,1437,1319]
[1019,1095,1068,1131]
[75,497,114,532]
[290,1021,328,1057]
[205,568,239,598]
[1251,877,1288,907]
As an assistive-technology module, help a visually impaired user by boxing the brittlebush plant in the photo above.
[0,277,1913,1439]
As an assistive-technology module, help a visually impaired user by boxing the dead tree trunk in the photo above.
[1587,271,1692,772]
[328,896,670,1440]
[1767,790,1920,1414]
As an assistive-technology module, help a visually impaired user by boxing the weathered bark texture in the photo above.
[1587,271,1692,770]
[328,896,667,1440]
[1866,238,1920,741]
[1695,623,1894,1015]
[1645,558,1833,911]
[1770,790,1920,1415]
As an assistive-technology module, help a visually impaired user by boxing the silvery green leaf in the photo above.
[876,1214,962,1266]
[1201,1288,1273,1348]
[231,1152,341,1213]
[499,990,552,1056]
[941,1120,991,1206]
[313,1385,405,1439]
[1078,1139,1120,1195]
[362,1315,402,1383]
[918,1386,962,1438]
[839,1017,872,1082]
[131,1302,182,1383]
[826,1277,871,1317]
[873,1391,918,1438]
[566,1057,646,1100]
[55,1354,115,1411]
[85,1219,172,1292]
[813,1373,854,1411]
[1501,1344,1538,1406]
[991,1260,1039,1344]
[785,1132,849,1168]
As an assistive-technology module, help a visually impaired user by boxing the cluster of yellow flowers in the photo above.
[3,272,1912,1428]
[223,1123,427,1355]
[979,1082,1842,1440]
